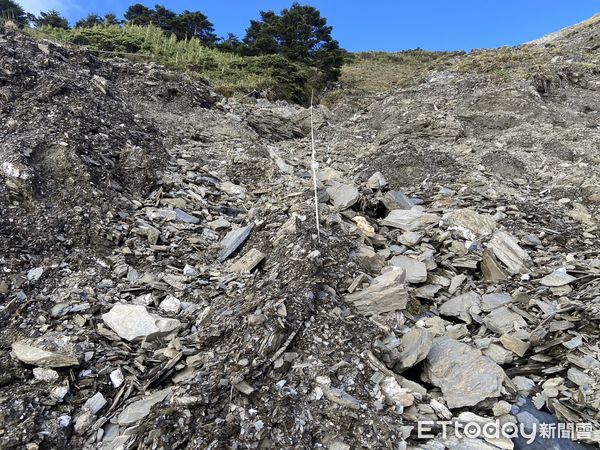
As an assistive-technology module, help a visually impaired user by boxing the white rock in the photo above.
[102,304,180,342]
[159,295,181,314]
[27,267,44,281]
[84,392,107,415]
[110,368,125,388]
[117,388,172,425]
[33,367,59,382]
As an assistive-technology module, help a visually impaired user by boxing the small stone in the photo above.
[381,209,439,231]
[174,208,199,224]
[380,377,414,407]
[367,171,387,190]
[539,268,576,287]
[183,264,198,276]
[345,268,409,316]
[567,367,593,386]
[500,334,530,357]
[326,183,360,210]
[439,292,482,324]
[218,225,254,262]
[32,367,59,382]
[12,333,81,368]
[230,248,265,273]
[102,304,180,342]
[110,368,125,388]
[117,388,172,425]
[493,400,512,417]
[389,255,428,283]
[27,267,44,281]
[445,208,496,237]
[395,328,434,371]
[84,392,107,415]
[488,231,532,275]
[484,306,527,334]
[159,295,181,314]
[481,293,512,311]
[382,191,414,211]
[207,218,230,231]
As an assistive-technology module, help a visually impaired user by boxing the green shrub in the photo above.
[29,24,324,104]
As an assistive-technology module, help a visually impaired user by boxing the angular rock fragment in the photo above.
[230,248,265,273]
[481,293,512,311]
[389,255,427,283]
[381,209,439,231]
[218,225,254,262]
[445,208,496,238]
[382,191,414,211]
[396,328,433,371]
[345,268,409,316]
[380,377,414,407]
[484,306,527,334]
[326,183,360,210]
[439,292,482,324]
[117,388,172,426]
[12,333,81,368]
[102,304,181,342]
[500,334,530,357]
[488,231,532,275]
[481,249,508,281]
[422,337,505,409]
[367,172,387,190]
[539,268,576,287]
[174,208,200,224]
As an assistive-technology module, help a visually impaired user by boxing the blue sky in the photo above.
[18,0,600,51]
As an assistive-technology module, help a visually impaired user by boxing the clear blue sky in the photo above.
[19,0,600,51]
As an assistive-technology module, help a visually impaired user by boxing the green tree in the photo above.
[243,2,344,81]
[103,12,120,26]
[218,33,244,53]
[32,10,70,29]
[0,0,26,25]
[124,3,152,25]
[151,4,176,32]
[171,10,216,43]
[75,13,103,28]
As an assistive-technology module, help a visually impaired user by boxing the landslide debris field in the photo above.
[1,16,600,450]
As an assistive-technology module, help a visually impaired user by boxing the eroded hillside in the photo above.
[0,17,599,449]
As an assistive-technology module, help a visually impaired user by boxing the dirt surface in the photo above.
[1,21,600,450]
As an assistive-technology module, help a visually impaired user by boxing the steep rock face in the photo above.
[1,19,600,450]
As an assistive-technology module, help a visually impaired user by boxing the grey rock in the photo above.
[12,333,81,368]
[117,388,172,425]
[422,337,505,409]
[174,208,200,224]
[481,293,513,311]
[382,191,414,211]
[488,231,532,275]
[445,208,496,237]
[439,292,482,324]
[218,225,254,262]
[389,255,428,283]
[326,183,360,210]
[84,392,107,415]
[539,269,576,287]
[367,171,387,190]
[484,306,527,334]
[102,304,181,342]
[396,328,434,371]
[381,209,440,231]
[345,268,409,316]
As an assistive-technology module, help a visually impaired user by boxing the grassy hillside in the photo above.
[27,24,322,104]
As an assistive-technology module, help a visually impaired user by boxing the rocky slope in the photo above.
[0,18,599,450]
